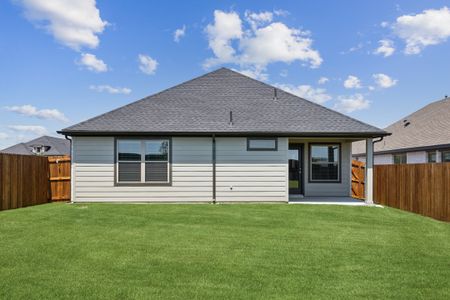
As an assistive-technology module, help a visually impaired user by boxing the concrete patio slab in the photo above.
[289,196,382,207]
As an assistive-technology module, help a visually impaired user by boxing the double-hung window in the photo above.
[116,139,170,184]
[309,144,340,182]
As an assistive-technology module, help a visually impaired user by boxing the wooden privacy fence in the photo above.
[0,153,71,211]
[0,153,50,210]
[374,163,449,222]
[48,155,71,201]
[351,160,365,199]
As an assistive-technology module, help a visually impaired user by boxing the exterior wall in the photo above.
[356,152,426,165]
[288,138,352,197]
[301,140,352,197]
[72,136,289,202]
[407,151,426,164]
[374,154,393,165]
[72,136,213,202]
[355,154,393,164]
[215,137,288,202]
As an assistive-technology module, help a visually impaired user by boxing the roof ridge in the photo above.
[225,68,383,132]
[59,68,229,133]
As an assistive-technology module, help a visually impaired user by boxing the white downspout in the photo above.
[365,138,374,204]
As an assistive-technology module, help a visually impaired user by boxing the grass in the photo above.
[0,203,449,299]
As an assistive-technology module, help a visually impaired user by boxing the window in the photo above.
[427,151,437,163]
[393,153,407,164]
[116,139,170,184]
[247,138,277,151]
[442,150,450,162]
[309,144,340,182]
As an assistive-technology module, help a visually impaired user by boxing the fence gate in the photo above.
[351,160,365,199]
[48,155,71,201]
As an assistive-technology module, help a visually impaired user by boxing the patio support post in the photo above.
[365,138,374,204]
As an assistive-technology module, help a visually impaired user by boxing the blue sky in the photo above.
[1,0,450,149]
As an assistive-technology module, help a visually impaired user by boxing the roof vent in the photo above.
[403,119,410,127]
[229,110,233,126]
[273,88,278,101]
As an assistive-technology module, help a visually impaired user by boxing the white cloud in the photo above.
[138,54,158,75]
[5,104,68,122]
[174,25,186,42]
[245,10,273,30]
[204,10,322,76]
[273,9,289,17]
[0,132,8,140]
[8,125,48,136]
[205,10,243,66]
[334,94,370,113]
[373,73,398,88]
[318,77,329,84]
[341,43,363,54]
[239,22,322,68]
[17,0,108,50]
[393,7,450,54]
[343,75,362,89]
[374,39,395,57]
[275,83,332,104]
[89,85,131,94]
[78,53,108,72]
[380,21,389,28]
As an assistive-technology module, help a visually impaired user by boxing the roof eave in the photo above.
[353,142,450,156]
[58,130,390,138]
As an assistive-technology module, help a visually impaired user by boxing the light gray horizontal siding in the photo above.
[72,136,351,202]
[215,137,288,202]
[73,136,213,202]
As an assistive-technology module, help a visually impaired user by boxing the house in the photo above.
[353,97,450,164]
[0,135,70,156]
[59,68,388,203]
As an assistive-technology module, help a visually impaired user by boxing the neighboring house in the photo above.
[0,135,70,156]
[59,68,387,203]
[353,97,450,164]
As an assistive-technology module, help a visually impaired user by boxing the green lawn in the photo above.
[0,203,449,299]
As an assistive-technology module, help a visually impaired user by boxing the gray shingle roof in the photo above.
[353,97,450,155]
[0,135,70,156]
[60,68,387,137]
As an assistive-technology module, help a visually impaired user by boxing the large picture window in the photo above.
[309,144,340,182]
[116,139,170,184]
